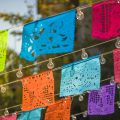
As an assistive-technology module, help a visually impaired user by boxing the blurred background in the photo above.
[0,0,120,119]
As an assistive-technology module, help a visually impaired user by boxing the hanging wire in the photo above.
[0,101,118,118]
[0,101,119,118]
[2,0,104,32]
[0,76,112,113]
[0,49,114,87]
[0,0,106,77]
[0,101,119,117]
[0,105,21,112]
[0,37,117,77]
[0,0,118,118]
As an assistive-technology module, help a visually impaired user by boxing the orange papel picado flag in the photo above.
[45,97,71,120]
[22,70,55,111]
[0,30,8,72]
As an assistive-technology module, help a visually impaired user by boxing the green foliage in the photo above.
[0,1,119,119]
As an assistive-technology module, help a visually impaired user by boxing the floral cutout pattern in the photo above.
[88,84,115,115]
[17,108,43,120]
[0,114,17,120]
[0,30,8,72]
[20,10,76,62]
[92,0,120,40]
[60,56,101,97]
[45,97,71,120]
[113,49,120,83]
[22,70,55,111]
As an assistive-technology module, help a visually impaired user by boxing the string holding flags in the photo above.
[0,76,113,114]
[60,55,101,97]
[0,30,8,72]
[22,70,55,111]
[0,37,116,77]
[20,9,76,62]
[0,0,120,119]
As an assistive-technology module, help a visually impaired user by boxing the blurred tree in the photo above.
[38,0,75,16]
[0,13,33,25]
[0,0,119,120]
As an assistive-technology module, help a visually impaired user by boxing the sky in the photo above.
[0,0,38,54]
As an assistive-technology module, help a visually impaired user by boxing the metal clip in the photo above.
[100,54,106,65]
[78,95,84,102]
[76,7,84,20]
[115,37,120,48]
[16,69,23,78]
[71,115,77,120]
[0,86,6,93]
[110,76,115,85]
[117,101,120,109]
[83,111,88,118]
[47,58,54,69]
[4,108,9,116]
[117,83,120,89]
[81,48,88,59]
[16,64,23,78]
